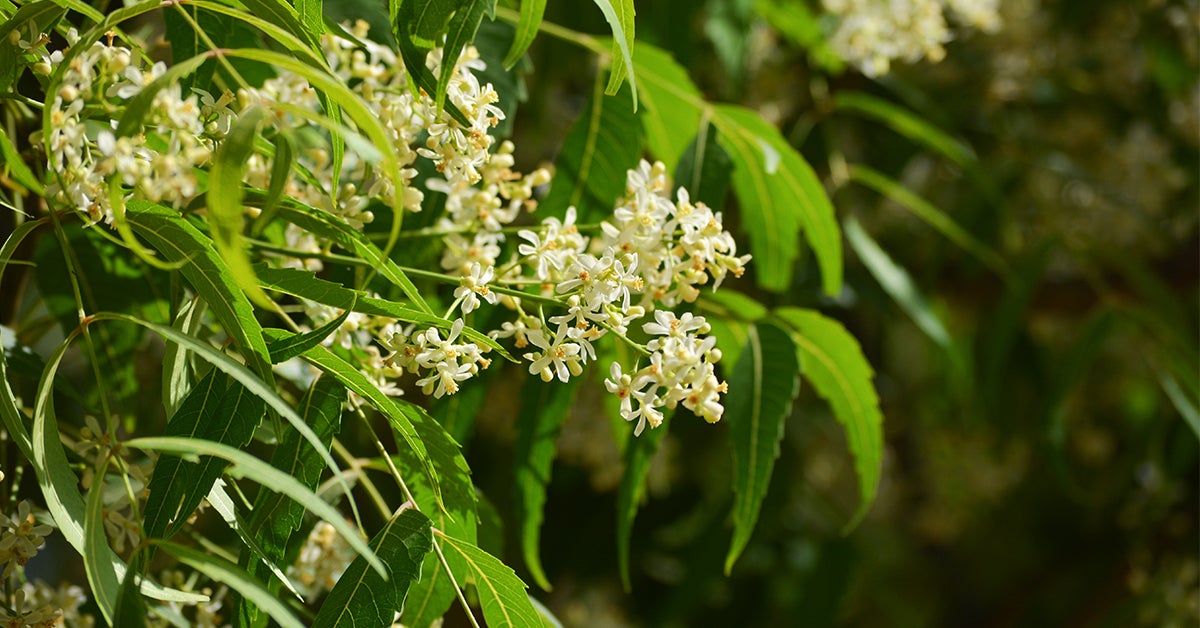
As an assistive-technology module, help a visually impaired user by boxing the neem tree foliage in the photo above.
[0,1,884,625]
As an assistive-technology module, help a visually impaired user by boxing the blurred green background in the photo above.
[458,0,1199,625]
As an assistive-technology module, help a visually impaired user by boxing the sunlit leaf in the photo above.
[208,106,273,308]
[260,328,445,509]
[632,44,704,171]
[437,0,498,111]
[541,84,642,222]
[162,297,206,419]
[266,304,352,364]
[30,331,209,604]
[713,104,842,294]
[255,264,510,359]
[438,533,541,628]
[144,370,266,539]
[272,203,432,314]
[514,375,582,591]
[390,0,473,126]
[314,508,433,627]
[591,0,637,107]
[238,375,345,628]
[0,128,43,194]
[125,201,275,383]
[503,0,545,68]
[83,459,121,625]
[632,44,842,294]
[775,307,883,530]
[724,322,800,573]
[0,1,64,92]
[397,395,480,628]
[130,436,384,577]
[89,312,352,523]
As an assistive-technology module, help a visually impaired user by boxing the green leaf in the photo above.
[255,264,511,359]
[705,317,748,373]
[713,104,842,295]
[266,303,352,364]
[251,130,296,237]
[438,534,541,628]
[591,0,637,108]
[162,297,207,418]
[674,120,732,210]
[390,0,474,127]
[724,322,800,574]
[144,370,265,539]
[129,436,384,577]
[260,328,444,509]
[514,375,582,591]
[209,106,274,308]
[503,0,545,68]
[157,541,304,628]
[834,92,975,167]
[431,363,494,442]
[847,164,1007,274]
[405,0,460,40]
[84,459,121,625]
[616,411,670,591]
[30,331,209,605]
[90,311,353,523]
[541,83,642,222]
[296,0,324,40]
[437,0,498,112]
[183,0,327,69]
[631,43,842,294]
[240,0,321,49]
[273,203,432,314]
[314,508,434,627]
[239,375,345,628]
[775,307,883,530]
[33,222,170,411]
[0,1,64,92]
[844,217,951,349]
[632,42,703,171]
[0,218,46,460]
[112,552,149,628]
[217,46,413,259]
[206,481,301,601]
[0,127,43,195]
[125,201,275,384]
[396,399,478,628]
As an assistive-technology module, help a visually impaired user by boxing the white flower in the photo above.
[454,262,499,314]
[523,324,583,383]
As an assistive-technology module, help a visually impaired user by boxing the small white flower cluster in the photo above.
[605,311,727,435]
[41,30,213,224]
[381,319,492,398]
[822,0,1001,76]
[32,23,520,402]
[486,160,748,432]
